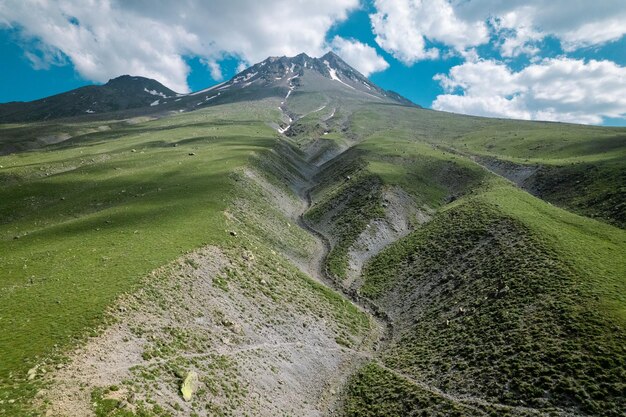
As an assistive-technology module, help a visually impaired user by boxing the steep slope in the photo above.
[161,52,415,120]
[0,75,178,122]
[430,120,626,228]
[0,98,379,417]
[350,187,625,416]
[292,106,626,416]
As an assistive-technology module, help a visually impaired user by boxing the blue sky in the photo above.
[1,0,626,126]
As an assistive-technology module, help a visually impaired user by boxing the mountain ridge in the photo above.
[0,75,178,122]
[205,51,415,106]
[0,52,415,123]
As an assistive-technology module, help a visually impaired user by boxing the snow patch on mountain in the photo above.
[144,88,168,98]
[323,60,355,90]
[189,82,226,96]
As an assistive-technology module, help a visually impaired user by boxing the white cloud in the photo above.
[22,40,68,70]
[202,59,223,81]
[235,61,249,74]
[458,1,626,56]
[0,0,359,92]
[432,58,626,124]
[329,36,389,76]
[370,0,626,61]
[370,0,488,64]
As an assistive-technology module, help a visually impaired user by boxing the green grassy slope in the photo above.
[283,101,626,415]
[298,105,625,416]
[346,106,626,228]
[357,182,625,415]
[523,160,625,228]
[0,101,286,413]
[1,81,624,416]
[305,128,487,280]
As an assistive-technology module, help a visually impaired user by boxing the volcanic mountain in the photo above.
[188,51,414,106]
[0,75,178,122]
[0,52,414,123]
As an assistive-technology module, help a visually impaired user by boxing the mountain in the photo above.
[1,52,624,417]
[0,52,414,124]
[188,52,415,106]
[0,75,178,122]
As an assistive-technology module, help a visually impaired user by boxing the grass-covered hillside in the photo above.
[292,103,625,416]
[1,65,624,416]
[0,102,274,413]
[350,106,626,228]
[355,183,625,415]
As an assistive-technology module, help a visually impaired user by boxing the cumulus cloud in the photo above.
[0,0,359,92]
[432,58,626,124]
[370,0,488,64]
[370,0,626,61]
[477,1,626,56]
[202,59,224,82]
[329,36,389,76]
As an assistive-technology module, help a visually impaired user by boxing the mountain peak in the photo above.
[105,74,157,87]
[0,74,178,122]
[320,51,340,61]
[106,74,135,84]
[197,52,415,107]
[104,75,176,93]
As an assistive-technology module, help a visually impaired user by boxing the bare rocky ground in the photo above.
[37,145,381,417]
[345,186,430,292]
[471,155,541,187]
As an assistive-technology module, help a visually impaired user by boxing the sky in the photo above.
[1,0,626,126]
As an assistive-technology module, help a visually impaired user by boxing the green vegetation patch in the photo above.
[526,160,626,228]
[343,362,531,417]
[361,189,626,416]
[0,102,281,415]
